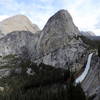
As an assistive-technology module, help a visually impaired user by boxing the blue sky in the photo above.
[0,0,100,35]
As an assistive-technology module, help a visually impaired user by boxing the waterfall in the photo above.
[75,53,94,83]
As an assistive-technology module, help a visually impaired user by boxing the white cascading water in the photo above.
[75,53,94,83]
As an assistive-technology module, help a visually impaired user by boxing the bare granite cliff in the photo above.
[0,31,39,57]
[0,10,92,70]
[35,10,89,69]
[0,15,40,35]
[82,54,100,100]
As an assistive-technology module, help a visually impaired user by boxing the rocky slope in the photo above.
[0,31,40,57]
[0,15,40,35]
[35,10,90,69]
[0,10,91,70]
[37,10,80,54]
[82,54,100,100]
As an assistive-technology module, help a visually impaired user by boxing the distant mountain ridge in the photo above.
[80,31,96,37]
[88,36,100,41]
[0,15,40,35]
[80,31,100,41]
[34,10,89,69]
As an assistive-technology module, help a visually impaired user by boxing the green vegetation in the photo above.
[79,35,100,57]
[79,35,97,49]
[2,54,17,60]
[0,56,87,100]
[0,54,19,69]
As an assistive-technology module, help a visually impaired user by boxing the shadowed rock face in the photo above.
[43,10,79,35]
[0,15,40,35]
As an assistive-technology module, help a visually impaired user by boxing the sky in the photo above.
[0,0,100,35]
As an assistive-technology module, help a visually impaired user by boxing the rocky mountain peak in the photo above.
[0,14,40,35]
[37,9,80,55]
[34,10,89,68]
[43,9,79,36]
[0,10,88,69]
[81,31,96,37]
[45,9,72,23]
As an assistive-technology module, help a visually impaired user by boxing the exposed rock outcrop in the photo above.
[0,31,40,57]
[0,10,92,71]
[0,15,40,35]
[82,54,100,100]
[35,10,89,69]
[0,33,4,39]
[0,10,92,70]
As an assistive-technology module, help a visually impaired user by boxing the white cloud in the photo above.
[39,0,53,3]
[0,0,13,4]
[92,29,100,36]
[0,15,9,22]
[62,0,100,35]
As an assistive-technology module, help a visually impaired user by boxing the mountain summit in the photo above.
[43,9,79,35]
[37,10,80,54]
[35,9,89,69]
[0,15,40,35]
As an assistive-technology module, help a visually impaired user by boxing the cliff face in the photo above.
[0,9,99,100]
[35,10,89,68]
[0,15,40,35]
[0,10,91,70]
[0,31,40,57]
[37,10,80,54]
[82,55,100,100]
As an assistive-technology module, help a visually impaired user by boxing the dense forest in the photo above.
[0,54,87,100]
